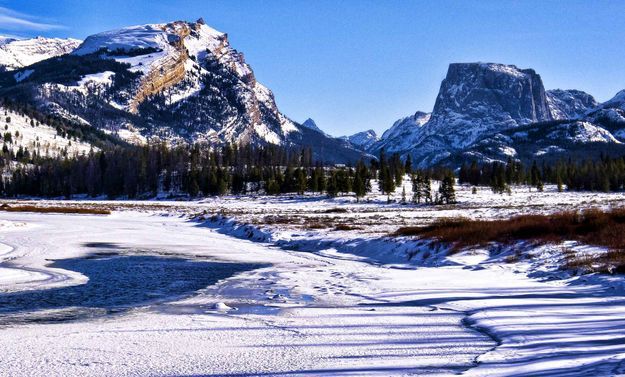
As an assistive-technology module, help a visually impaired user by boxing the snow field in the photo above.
[0,186,625,375]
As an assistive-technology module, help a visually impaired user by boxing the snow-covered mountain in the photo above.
[453,87,625,165]
[369,63,554,165]
[583,90,625,139]
[368,111,430,155]
[370,62,625,166]
[546,89,598,120]
[447,119,624,165]
[0,36,81,71]
[340,129,379,151]
[300,118,324,133]
[0,20,367,163]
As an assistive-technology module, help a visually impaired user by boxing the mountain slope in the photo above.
[369,111,430,155]
[0,37,81,71]
[341,129,379,151]
[445,120,625,165]
[300,118,325,134]
[546,89,598,120]
[0,20,366,163]
[440,89,625,165]
[0,105,95,158]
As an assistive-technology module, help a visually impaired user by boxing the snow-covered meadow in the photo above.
[1,185,625,376]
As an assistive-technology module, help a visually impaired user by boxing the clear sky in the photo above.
[1,0,623,137]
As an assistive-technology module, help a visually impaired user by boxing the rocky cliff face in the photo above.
[126,22,191,113]
[371,63,555,166]
[424,63,552,148]
[436,88,625,166]
[0,36,81,71]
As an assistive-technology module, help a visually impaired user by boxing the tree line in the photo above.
[2,143,372,199]
[459,156,625,193]
[0,143,459,204]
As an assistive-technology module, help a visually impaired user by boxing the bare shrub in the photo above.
[334,224,362,231]
[0,205,110,215]
[392,208,625,255]
[323,208,348,214]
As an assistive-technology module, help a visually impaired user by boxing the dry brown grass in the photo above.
[394,208,625,253]
[305,222,329,230]
[563,250,625,274]
[263,215,298,225]
[0,204,110,215]
[334,224,362,231]
[323,208,349,214]
[392,208,625,273]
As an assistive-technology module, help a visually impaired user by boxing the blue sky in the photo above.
[1,1,623,137]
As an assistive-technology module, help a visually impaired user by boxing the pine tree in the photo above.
[438,173,456,204]
[423,174,432,203]
[401,186,407,204]
[382,165,395,203]
[411,172,422,204]
[326,171,338,197]
[353,161,369,202]
[556,172,564,192]
[404,155,412,174]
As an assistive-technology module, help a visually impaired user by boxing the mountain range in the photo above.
[0,19,624,167]
[358,63,625,166]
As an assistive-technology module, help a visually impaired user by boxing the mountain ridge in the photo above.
[367,62,622,167]
[0,19,368,164]
[0,36,81,71]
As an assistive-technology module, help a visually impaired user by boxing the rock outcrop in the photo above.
[128,22,190,113]
[424,63,553,148]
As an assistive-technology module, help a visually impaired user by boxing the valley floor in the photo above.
[1,186,625,376]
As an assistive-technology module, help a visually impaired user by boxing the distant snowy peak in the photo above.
[546,89,598,120]
[583,89,625,139]
[368,62,556,166]
[0,36,81,71]
[602,90,625,110]
[381,111,430,140]
[0,37,18,46]
[342,129,379,151]
[301,118,324,133]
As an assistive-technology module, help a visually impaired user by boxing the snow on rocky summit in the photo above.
[0,36,80,71]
